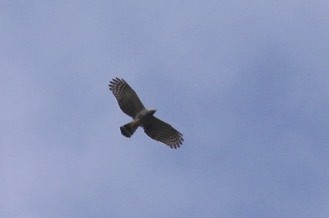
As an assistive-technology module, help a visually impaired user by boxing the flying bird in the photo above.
[109,77,183,149]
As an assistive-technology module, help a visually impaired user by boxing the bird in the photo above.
[109,77,183,149]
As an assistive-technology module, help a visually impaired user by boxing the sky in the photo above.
[1,0,329,217]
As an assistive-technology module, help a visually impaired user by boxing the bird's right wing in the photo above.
[143,116,183,149]
[109,78,145,118]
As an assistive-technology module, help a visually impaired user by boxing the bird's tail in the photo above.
[120,121,138,138]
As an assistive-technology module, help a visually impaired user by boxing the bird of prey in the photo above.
[109,77,183,149]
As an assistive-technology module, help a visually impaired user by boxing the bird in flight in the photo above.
[109,77,183,149]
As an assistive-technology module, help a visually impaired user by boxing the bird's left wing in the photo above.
[109,78,145,118]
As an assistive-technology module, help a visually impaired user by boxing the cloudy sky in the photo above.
[1,0,329,217]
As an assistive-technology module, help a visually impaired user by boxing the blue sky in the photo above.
[1,0,329,217]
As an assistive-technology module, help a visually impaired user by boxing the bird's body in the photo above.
[119,108,156,138]
[109,78,183,149]
[135,108,156,121]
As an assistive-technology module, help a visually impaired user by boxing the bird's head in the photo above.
[149,108,157,115]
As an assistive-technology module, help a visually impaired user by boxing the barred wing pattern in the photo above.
[143,116,184,149]
[109,78,145,118]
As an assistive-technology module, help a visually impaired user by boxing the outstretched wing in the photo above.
[109,78,145,118]
[143,116,183,149]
